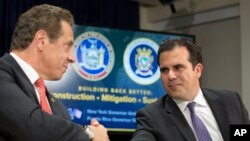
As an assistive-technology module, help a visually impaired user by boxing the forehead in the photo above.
[159,47,190,65]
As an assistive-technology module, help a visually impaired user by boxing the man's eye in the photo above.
[160,68,169,73]
[174,65,186,72]
[63,44,71,50]
[175,66,181,69]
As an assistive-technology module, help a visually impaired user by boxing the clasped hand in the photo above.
[88,118,109,141]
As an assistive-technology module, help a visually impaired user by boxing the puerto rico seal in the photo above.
[72,31,115,81]
[124,38,160,85]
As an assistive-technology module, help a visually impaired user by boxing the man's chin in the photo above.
[51,74,63,81]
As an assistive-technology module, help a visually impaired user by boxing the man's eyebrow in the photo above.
[173,64,185,68]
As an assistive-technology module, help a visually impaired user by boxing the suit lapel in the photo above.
[46,89,70,119]
[3,54,69,119]
[45,89,55,114]
[203,89,230,141]
[164,96,197,141]
[3,54,39,104]
[45,90,59,116]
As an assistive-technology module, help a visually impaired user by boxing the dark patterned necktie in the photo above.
[187,102,212,141]
[35,78,53,114]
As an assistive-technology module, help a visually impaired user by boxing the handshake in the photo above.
[84,118,110,141]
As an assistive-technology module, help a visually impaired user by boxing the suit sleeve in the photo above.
[234,91,250,124]
[130,109,157,141]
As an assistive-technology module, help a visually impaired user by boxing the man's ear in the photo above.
[34,29,48,51]
[195,63,203,78]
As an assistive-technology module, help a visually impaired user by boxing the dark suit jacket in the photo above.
[0,54,90,141]
[131,88,250,141]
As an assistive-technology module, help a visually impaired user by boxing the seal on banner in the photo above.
[72,31,115,81]
[123,38,160,85]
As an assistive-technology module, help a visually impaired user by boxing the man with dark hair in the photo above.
[0,4,109,141]
[131,38,249,141]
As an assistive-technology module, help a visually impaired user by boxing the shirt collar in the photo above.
[10,52,39,84]
[173,89,208,112]
[193,89,208,107]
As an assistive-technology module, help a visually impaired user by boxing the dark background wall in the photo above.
[0,0,139,140]
[0,0,139,57]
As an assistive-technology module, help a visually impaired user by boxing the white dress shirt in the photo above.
[173,89,224,141]
[10,52,48,104]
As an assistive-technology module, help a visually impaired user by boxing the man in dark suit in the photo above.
[0,4,109,141]
[131,38,249,141]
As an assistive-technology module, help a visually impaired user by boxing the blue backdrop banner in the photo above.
[46,25,194,132]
